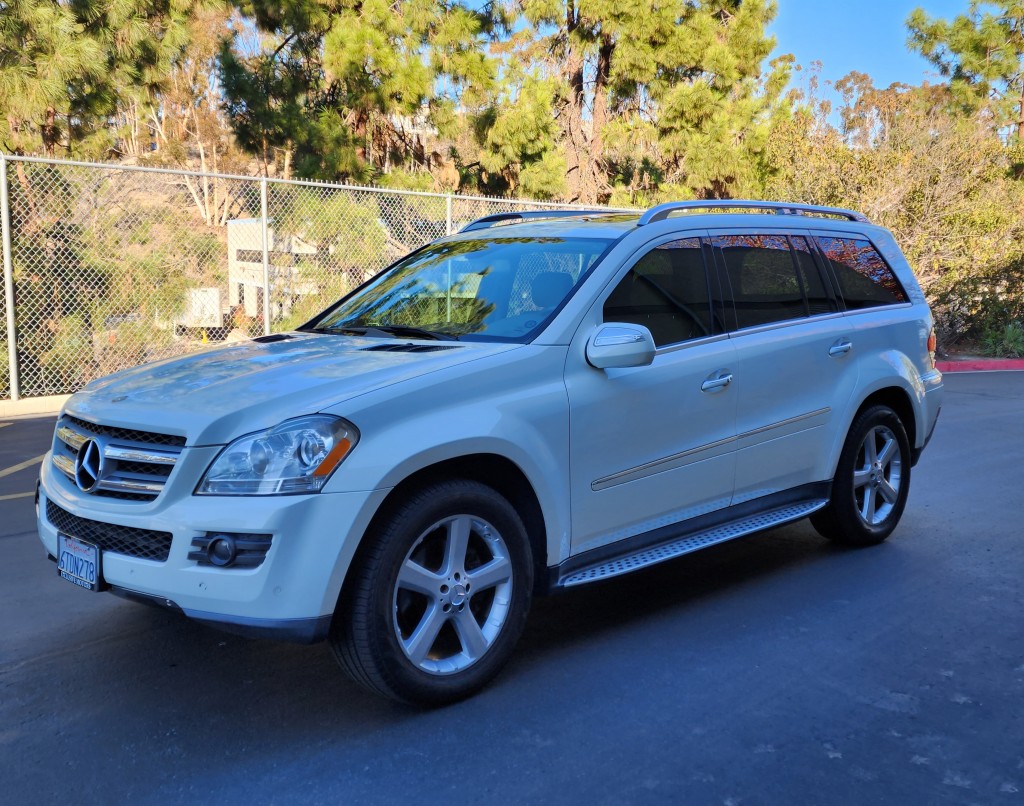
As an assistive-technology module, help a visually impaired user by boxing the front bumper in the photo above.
[37,453,389,643]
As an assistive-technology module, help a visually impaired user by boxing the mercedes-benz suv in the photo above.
[36,201,943,704]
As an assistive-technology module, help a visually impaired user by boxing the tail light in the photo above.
[927,328,937,369]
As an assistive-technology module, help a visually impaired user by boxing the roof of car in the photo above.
[450,206,883,242]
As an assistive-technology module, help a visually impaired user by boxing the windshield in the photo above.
[304,236,613,342]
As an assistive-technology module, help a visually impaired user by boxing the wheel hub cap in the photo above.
[448,583,468,607]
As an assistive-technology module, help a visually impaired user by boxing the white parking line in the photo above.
[0,491,34,501]
[0,422,11,428]
[0,454,46,480]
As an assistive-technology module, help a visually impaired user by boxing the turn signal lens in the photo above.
[927,328,937,369]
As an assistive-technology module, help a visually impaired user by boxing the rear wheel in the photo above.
[812,405,911,546]
[331,479,533,705]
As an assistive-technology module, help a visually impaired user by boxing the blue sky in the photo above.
[770,0,968,90]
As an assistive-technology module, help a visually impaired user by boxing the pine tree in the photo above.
[908,1,1024,138]
[0,0,203,158]
[508,0,784,203]
[220,1,504,181]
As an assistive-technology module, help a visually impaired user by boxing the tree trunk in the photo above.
[589,33,615,203]
[42,107,58,157]
[562,2,588,202]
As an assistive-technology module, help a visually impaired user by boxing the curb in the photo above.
[936,359,1024,373]
[0,394,69,419]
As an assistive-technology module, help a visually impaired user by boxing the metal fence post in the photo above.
[260,176,271,336]
[446,194,453,236]
[1,155,21,401]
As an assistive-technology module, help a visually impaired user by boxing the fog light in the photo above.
[188,532,273,568]
[207,535,237,567]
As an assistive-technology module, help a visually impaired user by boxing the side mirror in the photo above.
[586,323,656,369]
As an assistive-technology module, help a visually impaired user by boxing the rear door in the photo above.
[709,229,861,503]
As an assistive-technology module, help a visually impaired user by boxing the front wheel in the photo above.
[811,405,912,546]
[330,479,533,705]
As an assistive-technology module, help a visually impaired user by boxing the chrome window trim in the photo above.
[654,332,731,356]
[725,311,846,338]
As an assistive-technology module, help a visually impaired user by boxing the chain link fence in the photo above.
[0,155,607,400]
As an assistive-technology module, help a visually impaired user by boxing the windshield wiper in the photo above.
[311,324,455,341]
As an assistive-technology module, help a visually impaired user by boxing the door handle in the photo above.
[829,340,853,357]
[701,373,733,392]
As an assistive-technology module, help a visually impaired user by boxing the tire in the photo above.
[811,405,912,547]
[330,479,534,706]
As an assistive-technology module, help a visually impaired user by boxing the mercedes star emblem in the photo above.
[74,438,103,492]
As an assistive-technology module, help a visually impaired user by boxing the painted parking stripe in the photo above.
[0,422,11,428]
[0,454,47,480]
[0,491,34,501]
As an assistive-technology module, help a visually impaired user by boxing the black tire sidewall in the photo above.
[344,479,533,705]
[830,405,912,544]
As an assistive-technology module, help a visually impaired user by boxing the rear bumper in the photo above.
[912,370,943,466]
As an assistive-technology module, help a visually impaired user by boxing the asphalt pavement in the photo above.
[1,373,1022,805]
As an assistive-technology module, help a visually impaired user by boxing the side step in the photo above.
[558,499,828,588]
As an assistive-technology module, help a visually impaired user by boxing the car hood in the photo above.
[65,333,519,445]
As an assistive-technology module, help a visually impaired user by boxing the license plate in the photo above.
[57,534,103,592]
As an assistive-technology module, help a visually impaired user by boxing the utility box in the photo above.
[175,287,226,329]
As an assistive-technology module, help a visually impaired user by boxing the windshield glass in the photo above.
[305,236,613,342]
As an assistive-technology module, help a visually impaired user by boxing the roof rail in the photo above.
[460,209,611,233]
[637,200,870,226]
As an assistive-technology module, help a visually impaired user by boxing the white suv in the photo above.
[36,201,943,704]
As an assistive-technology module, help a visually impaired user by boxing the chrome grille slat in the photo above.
[51,415,186,502]
[56,425,87,450]
[104,445,178,465]
[52,453,76,479]
[98,477,167,494]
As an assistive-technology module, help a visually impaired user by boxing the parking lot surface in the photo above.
[1,373,1022,805]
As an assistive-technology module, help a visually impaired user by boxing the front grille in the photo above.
[51,415,185,501]
[46,500,173,562]
[66,415,186,448]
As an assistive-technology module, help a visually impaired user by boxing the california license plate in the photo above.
[57,533,103,592]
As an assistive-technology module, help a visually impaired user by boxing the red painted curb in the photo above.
[937,359,1024,372]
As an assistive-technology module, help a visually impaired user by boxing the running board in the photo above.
[557,499,828,588]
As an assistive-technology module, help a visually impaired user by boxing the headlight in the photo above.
[196,415,358,496]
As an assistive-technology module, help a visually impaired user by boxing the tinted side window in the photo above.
[791,236,837,315]
[603,238,713,347]
[713,234,806,329]
[816,236,908,309]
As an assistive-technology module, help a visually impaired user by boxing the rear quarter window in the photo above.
[816,236,907,309]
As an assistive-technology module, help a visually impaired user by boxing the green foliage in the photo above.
[981,322,1024,357]
[0,338,8,395]
[474,72,565,198]
[908,2,1024,138]
[220,0,502,180]
[0,0,201,157]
